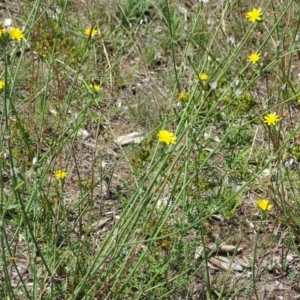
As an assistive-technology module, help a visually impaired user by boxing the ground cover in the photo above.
[1,0,300,299]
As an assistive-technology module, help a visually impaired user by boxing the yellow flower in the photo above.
[157,130,177,145]
[264,113,280,126]
[248,52,261,64]
[84,28,98,37]
[199,73,209,81]
[0,80,5,90]
[257,199,273,211]
[89,83,102,92]
[54,170,67,180]
[9,27,24,41]
[177,92,190,102]
[246,8,262,23]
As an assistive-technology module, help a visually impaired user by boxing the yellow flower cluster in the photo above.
[245,9,280,126]
[246,9,263,66]
[195,9,264,92]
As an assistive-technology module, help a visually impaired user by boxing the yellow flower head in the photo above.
[157,130,177,145]
[264,113,280,126]
[257,199,273,211]
[199,73,209,82]
[248,52,261,64]
[84,28,98,37]
[0,80,5,90]
[54,170,67,180]
[89,83,102,92]
[177,92,190,102]
[246,8,262,23]
[9,27,24,41]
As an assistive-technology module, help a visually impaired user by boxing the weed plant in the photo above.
[1,0,300,299]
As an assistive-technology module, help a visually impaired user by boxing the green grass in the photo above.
[1,0,300,299]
